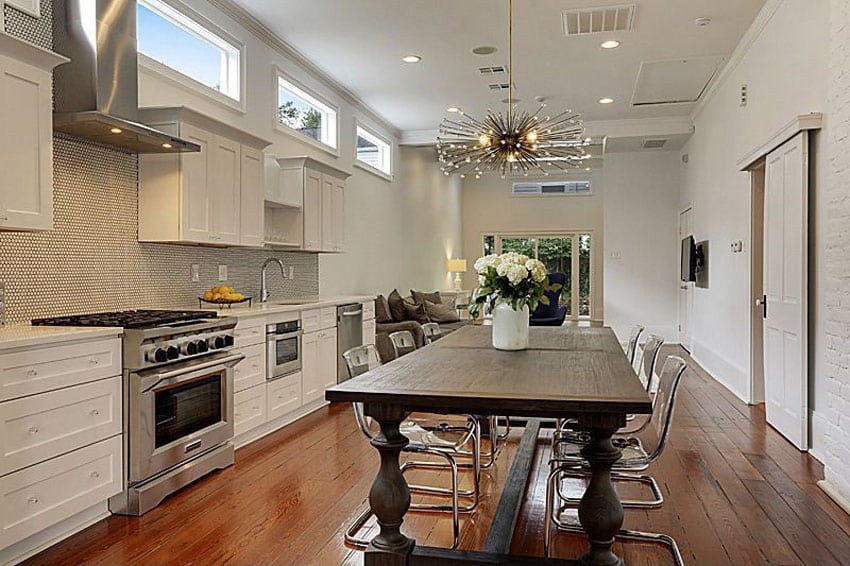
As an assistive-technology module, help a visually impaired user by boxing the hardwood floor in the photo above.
[24,347,850,565]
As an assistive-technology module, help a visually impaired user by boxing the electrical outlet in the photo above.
[191,264,200,282]
[218,265,228,281]
[609,251,622,260]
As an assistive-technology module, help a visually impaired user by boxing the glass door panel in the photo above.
[537,237,572,316]
[579,234,592,317]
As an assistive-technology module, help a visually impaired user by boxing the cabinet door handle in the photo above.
[90,471,100,479]
[27,368,38,377]
[27,496,39,505]
[90,408,100,417]
[89,357,100,365]
[28,425,39,435]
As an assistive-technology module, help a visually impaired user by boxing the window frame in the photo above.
[136,0,246,112]
[274,66,340,156]
[354,121,394,180]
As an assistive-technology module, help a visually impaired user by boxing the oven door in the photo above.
[129,352,244,484]
[267,331,301,380]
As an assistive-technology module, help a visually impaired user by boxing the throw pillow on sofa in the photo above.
[388,289,413,322]
[402,302,431,324]
[424,300,461,323]
[411,290,442,305]
[375,295,393,323]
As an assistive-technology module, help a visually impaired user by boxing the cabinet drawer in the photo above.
[0,435,122,549]
[0,377,122,476]
[362,301,375,321]
[234,317,266,348]
[0,338,121,402]
[320,307,337,329]
[234,343,265,393]
[301,307,336,333]
[234,383,267,437]
[267,372,302,421]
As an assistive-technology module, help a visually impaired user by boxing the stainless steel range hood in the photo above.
[52,0,200,154]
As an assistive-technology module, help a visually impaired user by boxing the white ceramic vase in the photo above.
[492,302,530,351]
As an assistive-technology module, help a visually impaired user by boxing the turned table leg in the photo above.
[364,404,414,566]
[577,414,626,566]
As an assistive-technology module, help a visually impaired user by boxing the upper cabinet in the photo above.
[264,157,349,253]
[137,107,271,247]
[0,33,68,232]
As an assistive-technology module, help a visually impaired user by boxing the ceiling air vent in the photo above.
[563,4,636,36]
[479,66,508,76]
[512,181,592,196]
[488,83,511,91]
[642,139,668,150]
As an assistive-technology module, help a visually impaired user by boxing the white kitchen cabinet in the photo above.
[301,331,321,404]
[0,33,67,232]
[0,436,122,550]
[233,383,267,437]
[267,371,302,421]
[138,107,271,247]
[264,157,349,253]
[363,318,376,347]
[0,376,121,476]
[234,316,266,349]
[301,306,336,334]
[233,343,265,394]
[319,328,338,392]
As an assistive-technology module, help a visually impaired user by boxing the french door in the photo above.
[491,233,594,321]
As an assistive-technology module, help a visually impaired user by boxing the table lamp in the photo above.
[446,258,467,292]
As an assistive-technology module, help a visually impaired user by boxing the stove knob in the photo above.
[198,340,209,353]
[184,341,199,356]
[224,335,235,347]
[153,348,168,363]
[213,336,226,349]
[167,346,180,360]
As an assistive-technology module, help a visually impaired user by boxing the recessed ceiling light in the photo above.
[694,17,712,27]
[447,107,461,113]
[472,46,498,56]
[598,97,615,104]
[109,127,123,134]
[600,40,620,49]
[162,143,173,149]
[402,55,422,63]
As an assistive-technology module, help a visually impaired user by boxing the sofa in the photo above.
[374,290,473,362]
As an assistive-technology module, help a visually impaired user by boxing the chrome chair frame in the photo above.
[342,345,481,550]
[389,330,417,358]
[422,322,443,344]
[544,356,688,564]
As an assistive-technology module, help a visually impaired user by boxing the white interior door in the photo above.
[763,132,808,450]
[678,209,694,351]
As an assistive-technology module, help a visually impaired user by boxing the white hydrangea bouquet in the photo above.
[469,252,559,319]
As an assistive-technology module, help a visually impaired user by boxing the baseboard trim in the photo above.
[0,502,109,566]
[690,340,750,403]
[234,399,329,449]
[818,480,850,517]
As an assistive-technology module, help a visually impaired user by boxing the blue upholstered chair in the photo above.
[530,272,568,326]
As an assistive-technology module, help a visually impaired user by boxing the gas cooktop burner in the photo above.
[32,309,217,329]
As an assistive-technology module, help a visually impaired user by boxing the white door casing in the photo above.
[763,132,808,450]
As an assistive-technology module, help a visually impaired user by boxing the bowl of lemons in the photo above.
[199,286,251,309]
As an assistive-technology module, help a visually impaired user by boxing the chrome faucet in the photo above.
[260,259,287,303]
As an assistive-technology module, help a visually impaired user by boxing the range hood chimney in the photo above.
[52,0,200,154]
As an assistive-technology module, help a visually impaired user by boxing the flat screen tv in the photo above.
[681,236,696,282]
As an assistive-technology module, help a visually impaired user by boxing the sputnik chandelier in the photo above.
[437,0,589,179]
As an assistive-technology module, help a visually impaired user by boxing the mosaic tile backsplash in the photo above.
[0,2,318,325]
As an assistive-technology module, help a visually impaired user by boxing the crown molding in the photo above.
[737,112,822,171]
[691,0,785,121]
[205,0,401,140]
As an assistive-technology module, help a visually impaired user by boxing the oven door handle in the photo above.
[142,352,245,392]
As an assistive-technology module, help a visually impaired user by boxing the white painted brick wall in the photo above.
[823,0,850,503]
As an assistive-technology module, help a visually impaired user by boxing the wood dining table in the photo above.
[325,325,653,566]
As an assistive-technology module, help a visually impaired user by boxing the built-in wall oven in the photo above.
[267,319,302,380]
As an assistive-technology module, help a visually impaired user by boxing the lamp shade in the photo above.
[446,258,467,273]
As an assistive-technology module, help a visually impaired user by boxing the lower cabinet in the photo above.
[0,435,122,548]
[302,328,337,405]
[267,372,301,421]
[363,318,376,346]
[233,343,265,393]
[233,383,267,437]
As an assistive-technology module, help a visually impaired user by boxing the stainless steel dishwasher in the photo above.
[337,303,363,382]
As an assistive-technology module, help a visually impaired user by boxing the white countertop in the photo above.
[199,295,376,319]
[0,325,123,350]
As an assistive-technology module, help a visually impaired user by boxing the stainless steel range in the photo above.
[32,310,244,515]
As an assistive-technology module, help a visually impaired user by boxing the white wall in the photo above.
[460,171,605,321]
[136,0,459,297]
[603,151,680,342]
[680,0,828,403]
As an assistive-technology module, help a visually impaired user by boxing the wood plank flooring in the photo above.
[24,347,850,565]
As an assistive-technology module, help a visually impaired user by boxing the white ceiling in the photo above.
[232,0,766,133]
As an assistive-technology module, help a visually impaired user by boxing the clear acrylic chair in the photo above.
[341,345,480,550]
[389,330,417,358]
[422,322,443,344]
[623,325,645,366]
[543,356,689,565]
